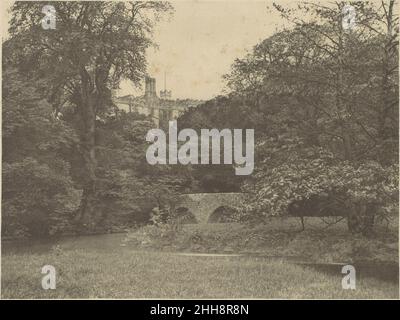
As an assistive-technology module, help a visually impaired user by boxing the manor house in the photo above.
[113,76,203,128]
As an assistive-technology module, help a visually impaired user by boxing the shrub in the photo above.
[2,158,80,238]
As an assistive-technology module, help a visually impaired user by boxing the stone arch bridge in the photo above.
[171,193,248,224]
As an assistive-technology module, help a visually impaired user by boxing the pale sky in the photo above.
[1,1,292,100]
[131,1,287,100]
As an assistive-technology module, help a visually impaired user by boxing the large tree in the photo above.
[6,1,173,227]
[222,1,398,233]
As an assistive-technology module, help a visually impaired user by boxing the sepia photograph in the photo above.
[0,0,399,301]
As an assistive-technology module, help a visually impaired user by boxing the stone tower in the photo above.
[145,76,157,99]
[144,76,158,126]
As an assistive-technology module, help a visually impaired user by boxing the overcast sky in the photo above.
[134,1,290,100]
[1,1,293,100]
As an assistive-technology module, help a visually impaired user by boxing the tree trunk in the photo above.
[336,13,353,162]
[347,201,376,235]
[78,109,97,226]
[347,202,361,233]
[378,0,396,158]
[74,68,98,228]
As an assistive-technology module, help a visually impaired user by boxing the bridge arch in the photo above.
[208,205,238,223]
[173,206,197,224]
[171,193,247,224]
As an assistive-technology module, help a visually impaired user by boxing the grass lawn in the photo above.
[2,249,398,299]
[2,217,398,299]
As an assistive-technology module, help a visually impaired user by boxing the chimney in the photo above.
[160,72,172,99]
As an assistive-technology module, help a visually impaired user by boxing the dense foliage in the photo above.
[2,1,398,238]
[2,2,181,238]
[180,1,399,233]
[2,67,80,237]
[243,2,398,232]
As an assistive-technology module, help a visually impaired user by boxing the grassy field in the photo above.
[2,249,398,299]
[2,217,398,299]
